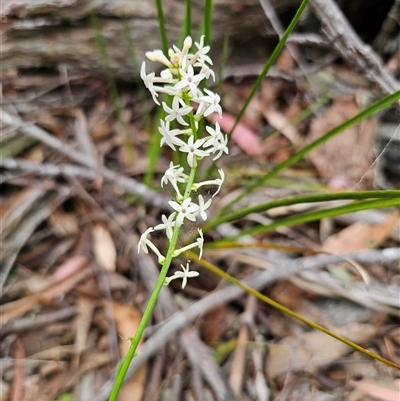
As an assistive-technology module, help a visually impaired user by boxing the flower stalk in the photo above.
[109,35,228,401]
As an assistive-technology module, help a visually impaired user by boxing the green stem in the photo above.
[108,168,197,401]
[109,99,199,400]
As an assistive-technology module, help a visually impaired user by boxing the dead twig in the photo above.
[0,157,169,208]
[93,247,400,401]
[0,191,71,288]
[181,329,237,401]
[309,0,400,97]
[0,307,77,337]
[0,108,167,207]
[373,0,400,54]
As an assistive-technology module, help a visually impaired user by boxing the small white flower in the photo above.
[193,35,212,66]
[140,62,160,105]
[172,228,204,259]
[138,227,165,264]
[163,97,193,126]
[211,134,229,160]
[203,122,225,148]
[198,64,215,81]
[169,36,193,69]
[165,262,199,289]
[197,89,222,118]
[160,69,174,82]
[174,65,205,98]
[161,162,188,186]
[159,120,186,150]
[192,168,225,197]
[196,228,204,259]
[196,195,212,221]
[168,197,199,226]
[179,136,211,168]
[161,162,188,199]
[138,227,154,254]
[155,213,176,240]
[146,50,172,68]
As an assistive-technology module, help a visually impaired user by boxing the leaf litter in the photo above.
[1,23,400,401]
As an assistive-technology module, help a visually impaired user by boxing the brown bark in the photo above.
[1,0,289,79]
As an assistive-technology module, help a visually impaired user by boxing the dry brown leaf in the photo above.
[48,207,79,237]
[263,109,299,143]
[73,297,96,366]
[229,323,249,396]
[89,101,113,141]
[321,212,399,253]
[266,331,348,378]
[201,304,231,344]
[351,379,400,401]
[52,254,89,281]
[276,48,295,73]
[1,187,46,237]
[308,96,377,189]
[266,323,376,379]
[36,110,64,136]
[208,112,264,156]
[93,224,117,271]
[112,302,146,401]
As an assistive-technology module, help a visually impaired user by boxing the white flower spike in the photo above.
[139,36,228,284]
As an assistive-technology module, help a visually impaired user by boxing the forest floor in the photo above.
[1,1,400,400]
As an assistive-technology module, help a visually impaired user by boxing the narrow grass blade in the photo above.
[203,0,213,46]
[144,103,166,186]
[204,190,400,231]
[227,0,310,138]
[185,250,400,371]
[204,241,318,255]
[155,0,168,53]
[217,33,230,93]
[121,15,151,131]
[221,89,400,214]
[90,13,134,163]
[228,197,400,240]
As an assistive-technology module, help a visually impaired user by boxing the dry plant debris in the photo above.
[1,1,400,400]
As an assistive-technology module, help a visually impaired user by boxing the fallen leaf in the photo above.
[321,212,399,253]
[351,379,400,401]
[93,224,117,271]
[48,207,79,237]
[266,331,349,378]
[52,254,89,282]
[208,112,264,156]
[307,96,377,189]
[263,108,299,143]
[1,187,46,237]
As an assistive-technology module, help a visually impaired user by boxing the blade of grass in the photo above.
[90,13,134,163]
[178,0,192,46]
[121,15,151,132]
[219,89,400,215]
[143,102,167,187]
[227,0,310,138]
[204,190,400,231]
[227,197,400,240]
[185,250,400,371]
[217,33,230,93]
[155,0,168,54]
[263,94,330,141]
[204,241,318,255]
[203,0,213,47]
